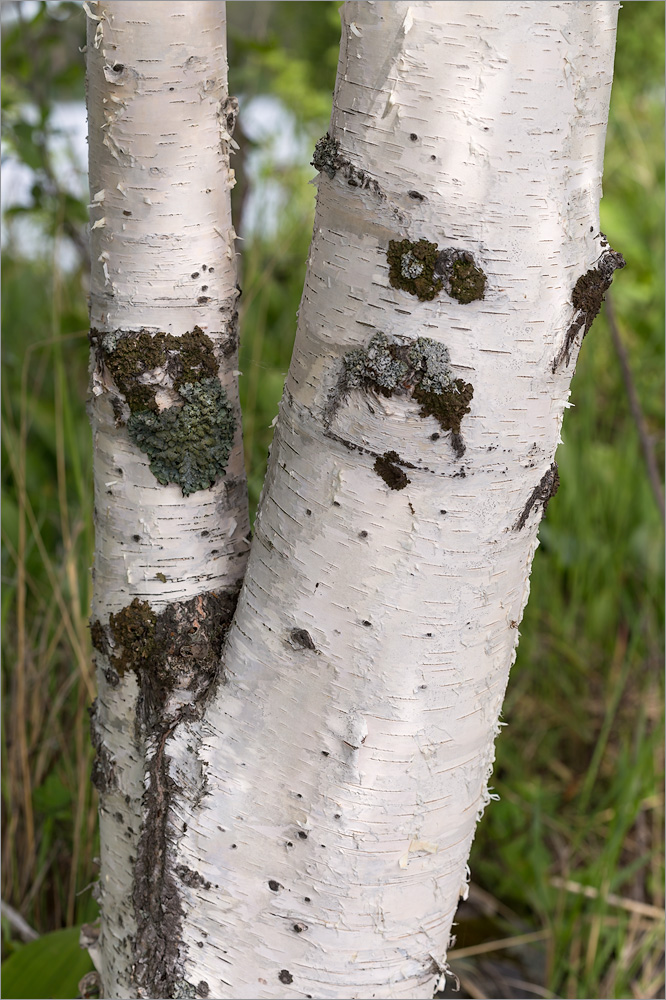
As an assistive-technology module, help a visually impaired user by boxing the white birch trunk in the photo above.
[167,3,622,998]
[85,3,248,997]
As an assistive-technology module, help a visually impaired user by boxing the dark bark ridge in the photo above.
[90,586,240,998]
[552,244,626,370]
[513,462,560,531]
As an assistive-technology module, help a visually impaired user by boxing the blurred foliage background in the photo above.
[1,3,663,998]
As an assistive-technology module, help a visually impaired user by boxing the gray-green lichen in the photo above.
[336,332,474,457]
[407,337,454,393]
[128,378,235,496]
[91,326,235,495]
[343,332,408,395]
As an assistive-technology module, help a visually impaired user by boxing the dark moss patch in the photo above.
[311,133,383,196]
[513,462,560,530]
[388,238,443,301]
[101,331,164,414]
[374,451,411,490]
[105,588,239,724]
[128,379,235,496]
[89,699,117,795]
[168,328,218,390]
[90,619,109,657]
[445,253,486,303]
[554,247,625,370]
[108,599,157,678]
[412,380,474,437]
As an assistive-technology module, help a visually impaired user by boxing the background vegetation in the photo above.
[1,3,663,998]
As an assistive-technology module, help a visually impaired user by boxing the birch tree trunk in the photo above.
[84,3,249,997]
[166,3,622,998]
[88,2,624,998]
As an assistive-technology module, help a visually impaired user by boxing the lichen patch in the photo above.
[333,333,475,459]
[128,378,235,496]
[91,327,235,495]
[387,238,442,301]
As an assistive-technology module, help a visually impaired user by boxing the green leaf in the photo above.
[1,926,94,999]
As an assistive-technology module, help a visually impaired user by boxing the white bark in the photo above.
[85,3,248,997]
[168,3,621,998]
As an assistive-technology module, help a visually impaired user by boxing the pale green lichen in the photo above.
[407,337,454,393]
[339,332,474,457]
[343,332,409,395]
[128,378,235,496]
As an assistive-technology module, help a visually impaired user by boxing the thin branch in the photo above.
[605,293,665,524]
[0,899,39,942]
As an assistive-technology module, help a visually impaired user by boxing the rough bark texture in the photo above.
[167,3,621,998]
[85,3,248,997]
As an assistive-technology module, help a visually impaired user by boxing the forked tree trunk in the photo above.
[88,2,623,998]
[85,2,248,997]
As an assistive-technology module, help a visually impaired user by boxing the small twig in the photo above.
[0,899,39,942]
[605,293,665,524]
[448,928,550,960]
[550,876,665,920]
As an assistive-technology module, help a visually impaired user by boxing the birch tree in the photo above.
[86,2,624,998]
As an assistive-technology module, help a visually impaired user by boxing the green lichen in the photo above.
[343,332,409,395]
[128,378,235,496]
[387,238,443,301]
[97,327,234,495]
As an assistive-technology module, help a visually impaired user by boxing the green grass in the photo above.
[1,3,663,999]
